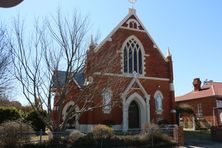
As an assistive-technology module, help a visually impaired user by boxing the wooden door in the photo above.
[128,101,140,128]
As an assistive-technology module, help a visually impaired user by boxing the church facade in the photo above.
[53,8,176,133]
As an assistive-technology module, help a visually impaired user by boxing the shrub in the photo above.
[158,119,169,126]
[25,110,46,132]
[92,124,113,139]
[67,130,85,143]
[0,120,34,147]
[152,132,172,143]
[0,107,21,124]
[22,140,64,148]
[73,133,96,147]
[72,131,175,147]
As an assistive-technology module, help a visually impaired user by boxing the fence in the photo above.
[0,125,183,146]
[114,125,180,146]
[0,130,64,145]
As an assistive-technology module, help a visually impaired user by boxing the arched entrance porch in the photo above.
[62,101,80,130]
[123,92,147,131]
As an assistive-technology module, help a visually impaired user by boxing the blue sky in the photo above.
[1,0,222,104]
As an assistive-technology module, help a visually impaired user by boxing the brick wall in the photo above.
[177,97,220,128]
[53,12,176,127]
[177,126,184,146]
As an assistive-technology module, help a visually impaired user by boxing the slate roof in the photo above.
[176,82,222,102]
[73,71,85,87]
[52,70,85,89]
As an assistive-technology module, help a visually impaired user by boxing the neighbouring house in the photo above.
[176,78,222,130]
[53,8,176,133]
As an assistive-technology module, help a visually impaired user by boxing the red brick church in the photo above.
[53,8,176,133]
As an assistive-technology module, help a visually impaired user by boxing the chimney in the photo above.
[193,78,201,91]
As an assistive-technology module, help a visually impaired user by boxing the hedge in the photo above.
[25,110,46,132]
[0,107,21,124]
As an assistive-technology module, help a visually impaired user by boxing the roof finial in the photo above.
[89,34,96,49]
[90,34,94,44]
[128,0,137,9]
[166,47,171,57]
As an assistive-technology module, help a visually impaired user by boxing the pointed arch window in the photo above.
[138,49,142,74]
[124,47,128,72]
[123,37,143,74]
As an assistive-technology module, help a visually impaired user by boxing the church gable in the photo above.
[89,8,170,79]
[121,15,144,31]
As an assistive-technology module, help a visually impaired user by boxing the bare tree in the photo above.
[10,11,125,133]
[0,25,11,99]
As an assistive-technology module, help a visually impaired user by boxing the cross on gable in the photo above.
[128,0,137,8]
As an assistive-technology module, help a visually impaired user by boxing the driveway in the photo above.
[178,130,222,148]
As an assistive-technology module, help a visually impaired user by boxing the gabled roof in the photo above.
[52,70,85,89]
[176,82,222,102]
[122,75,149,100]
[94,8,166,61]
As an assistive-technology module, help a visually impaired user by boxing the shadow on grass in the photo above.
[184,130,211,141]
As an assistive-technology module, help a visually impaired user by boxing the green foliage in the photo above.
[185,130,210,140]
[25,110,46,132]
[0,107,21,124]
[0,120,34,147]
[0,99,33,115]
[73,133,96,147]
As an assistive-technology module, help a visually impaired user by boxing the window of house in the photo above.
[102,89,112,113]
[123,37,143,75]
[197,103,203,118]
[154,91,163,114]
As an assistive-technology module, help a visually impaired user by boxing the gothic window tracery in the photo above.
[126,19,140,30]
[123,37,143,75]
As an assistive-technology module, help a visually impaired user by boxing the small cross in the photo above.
[128,0,137,8]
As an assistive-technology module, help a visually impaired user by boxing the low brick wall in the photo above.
[178,126,184,146]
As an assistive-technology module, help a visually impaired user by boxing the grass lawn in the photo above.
[184,130,211,140]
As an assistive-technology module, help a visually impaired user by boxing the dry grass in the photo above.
[30,135,49,143]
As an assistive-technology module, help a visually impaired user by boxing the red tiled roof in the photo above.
[176,82,222,102]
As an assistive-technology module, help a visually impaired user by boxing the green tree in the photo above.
[25,110,46,132]
[0,107,21,123]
